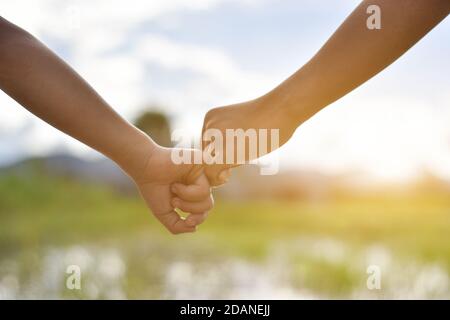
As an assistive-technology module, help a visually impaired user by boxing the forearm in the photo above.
[267,0,450,125]
[0,17,153,176]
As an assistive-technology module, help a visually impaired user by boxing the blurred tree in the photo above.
[134,109,172,147]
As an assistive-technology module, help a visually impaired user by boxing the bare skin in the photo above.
[203,0,450,185]
[0,17,212,234]
[1,0,449,231]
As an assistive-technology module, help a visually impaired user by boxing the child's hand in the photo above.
[127,142,213,234]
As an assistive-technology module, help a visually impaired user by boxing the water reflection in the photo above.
[0,237,448,299]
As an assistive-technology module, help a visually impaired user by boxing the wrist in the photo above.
[265,63,322,128]
[113,126,158,181]
[258,88,303,132]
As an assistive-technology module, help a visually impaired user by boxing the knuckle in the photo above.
[201,188,211,198]
[204,107,222,126]
[204,108,217,120]
[204,199,214,211]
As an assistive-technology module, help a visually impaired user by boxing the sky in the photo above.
[0,0,449,182]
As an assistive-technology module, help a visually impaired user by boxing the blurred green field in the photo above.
[0,171,449,298]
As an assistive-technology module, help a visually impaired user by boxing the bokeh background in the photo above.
[0,0,449,299]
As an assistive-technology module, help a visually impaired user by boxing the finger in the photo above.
[218,168,232,183]
[155,210,196,235]
[204,165,236,187]
[185,212,209,227]
[171,195,214,215]
[183,164,204,185]
[171,174,210,202]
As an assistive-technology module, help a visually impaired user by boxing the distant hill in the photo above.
[0,153,134,193]
[0,154,337,201]
[2,154,448,201]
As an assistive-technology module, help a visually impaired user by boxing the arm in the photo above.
[0,17,212,234]
[202,0,450,185]
[0,17,148,176]
[271,0,450,124]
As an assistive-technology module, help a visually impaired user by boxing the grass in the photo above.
[1,172,449,262]
[0,171,449,298]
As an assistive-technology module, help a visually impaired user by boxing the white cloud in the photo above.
[0,0,448,182]
[281,92,450,182]
[135,34,275,101]
[0,0,262,37]
[0,0,272,161]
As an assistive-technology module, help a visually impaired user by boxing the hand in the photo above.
[124,138,213,234]
[202,96,298,185]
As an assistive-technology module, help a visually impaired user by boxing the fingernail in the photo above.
[171,185,178,193]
